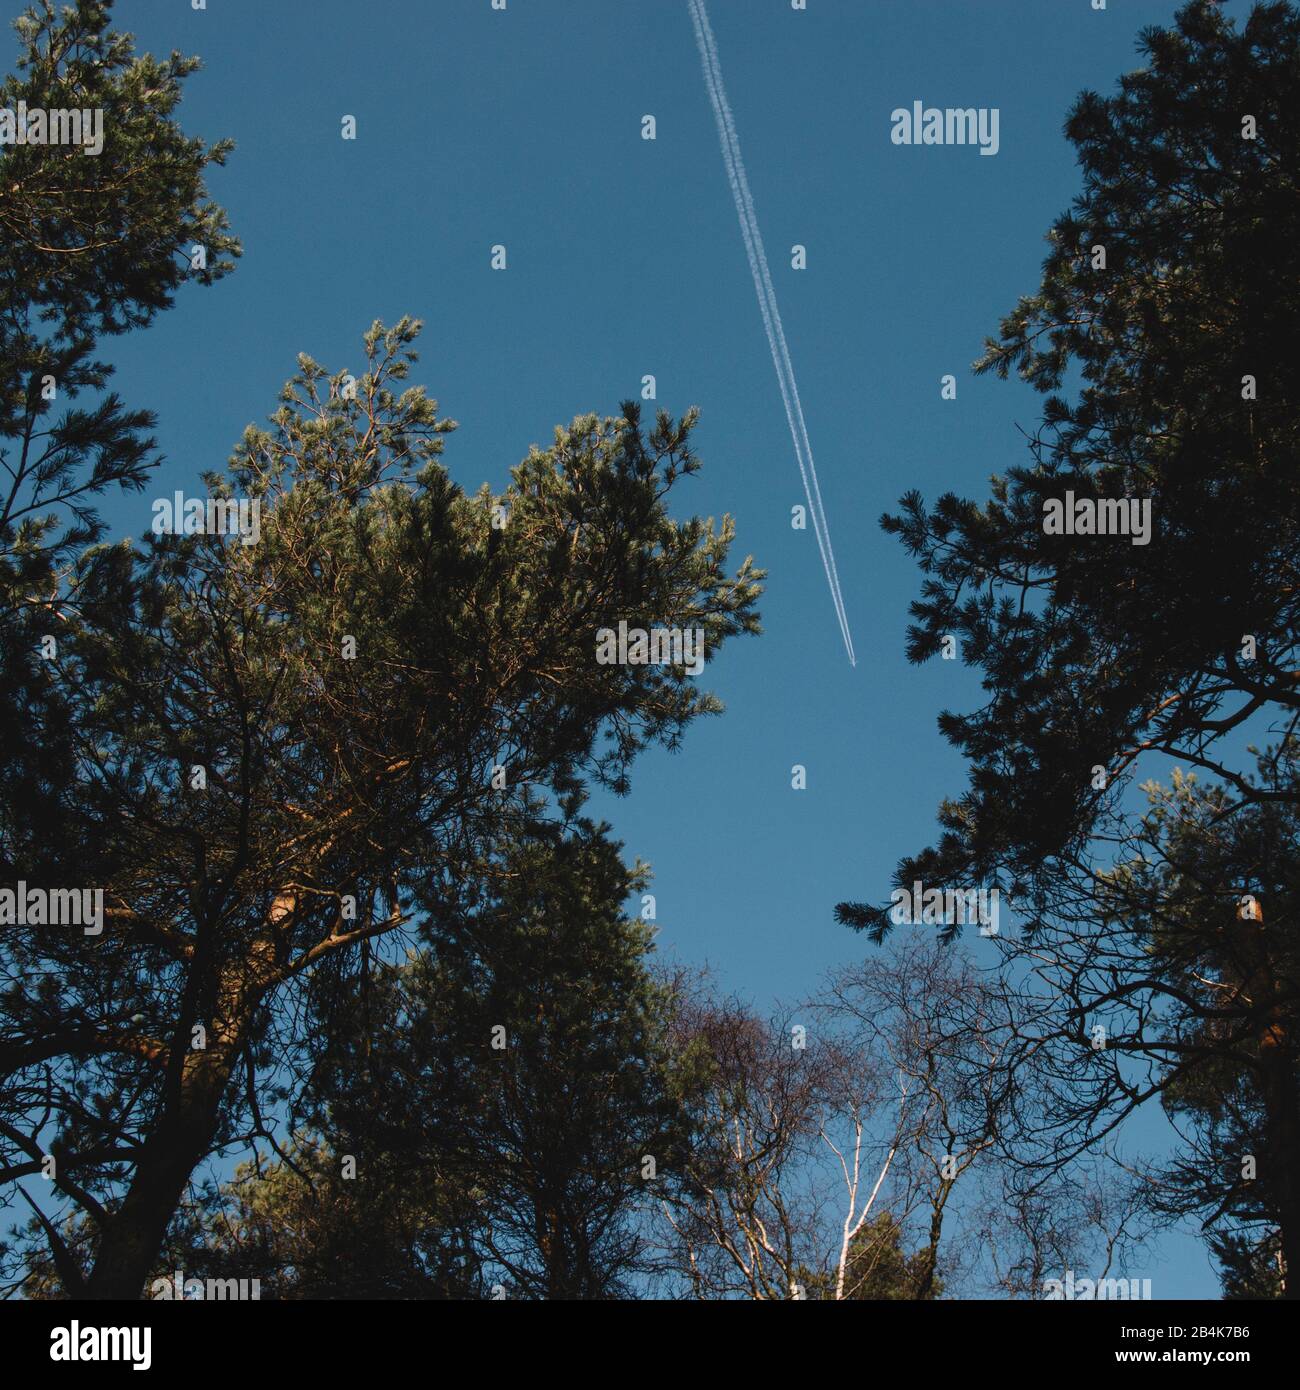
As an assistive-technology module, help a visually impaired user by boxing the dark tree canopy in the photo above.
[841,0,1300,1299]
[840,0,1300,934]
[0,316,762,1298]
[285,821,696,1300]
[1,0,240,906]
[0,0,239,577]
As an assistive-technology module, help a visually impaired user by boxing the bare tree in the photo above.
[659,937,1015,1299]
[815,933,1011,1298]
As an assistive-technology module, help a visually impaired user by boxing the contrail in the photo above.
[687,0,855,665]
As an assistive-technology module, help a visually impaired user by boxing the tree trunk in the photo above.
[913,1179,952,1300]
[1261,1048,1300,1300]
[84,1045,238,1299]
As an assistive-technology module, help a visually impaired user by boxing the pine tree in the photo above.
[839,0,1300,1293]
[0,319,761,1298]
[1,0,239,901]
[839,1211,943,1300]
[165,821,695,1300]
[1210,1230,1285,1300]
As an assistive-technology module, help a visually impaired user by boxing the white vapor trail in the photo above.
[687,0,855,665]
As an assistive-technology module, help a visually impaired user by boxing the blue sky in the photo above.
[31,0,1259,1296]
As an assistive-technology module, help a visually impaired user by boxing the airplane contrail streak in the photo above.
[687,0,855,665]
